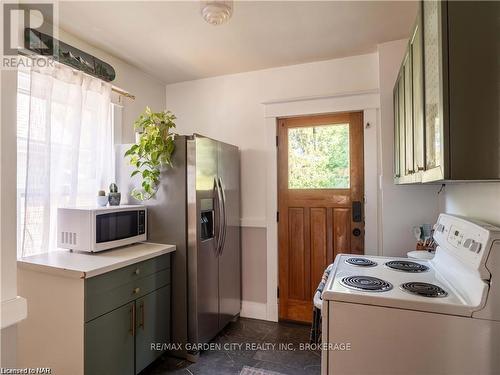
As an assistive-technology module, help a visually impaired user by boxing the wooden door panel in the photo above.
[288,208,306,300]
[310,208,327,299]
[333,208,351,258]
[278,112,364,323]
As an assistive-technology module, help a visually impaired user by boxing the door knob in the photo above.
[353,228,362,237]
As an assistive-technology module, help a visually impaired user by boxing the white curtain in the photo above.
[19,61,113,257]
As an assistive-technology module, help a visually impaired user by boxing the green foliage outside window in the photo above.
[288,124,350,189]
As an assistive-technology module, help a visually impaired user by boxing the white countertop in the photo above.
[17,242,176,279]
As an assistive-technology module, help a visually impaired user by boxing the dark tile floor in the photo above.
[142,318,320,375]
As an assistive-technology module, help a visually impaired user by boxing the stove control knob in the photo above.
[435,224,445,233]
[464,239,482,253]
[471,242,482,253]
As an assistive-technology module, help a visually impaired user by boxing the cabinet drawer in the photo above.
[85,268,170,322]
[85,254,170,295]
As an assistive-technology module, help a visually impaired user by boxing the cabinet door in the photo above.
[423,0,444,176]
[411,6,425,173]
[398,72,406,176]
[85,302,135,375]
[393,85,401,179]
[135,285,171,374]
[403,52,414,175]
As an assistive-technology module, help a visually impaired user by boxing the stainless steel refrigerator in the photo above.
[116,134,241,358]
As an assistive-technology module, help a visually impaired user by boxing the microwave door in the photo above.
[94,209,146,251]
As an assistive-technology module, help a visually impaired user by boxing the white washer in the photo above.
[321,214,500,375]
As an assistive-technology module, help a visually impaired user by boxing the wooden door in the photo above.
[278,112,364,323]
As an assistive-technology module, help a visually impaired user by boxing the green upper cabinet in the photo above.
[411,5,425,175]
[393,3,423,184]
[394,1,500,184]
[422,0,446,181]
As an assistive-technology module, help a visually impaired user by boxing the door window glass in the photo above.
[288,124,350,189]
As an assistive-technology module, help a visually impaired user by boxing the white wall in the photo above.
[166,53,379,225]
[442,184,500,227]
[1,68,21,368]
[36,27,166,143]
[0,23,165,367]
[377,40,441,257]
[165,53,380,313]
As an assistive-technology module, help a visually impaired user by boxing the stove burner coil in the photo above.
[340,276,393,292]
[345,258,377,267]
[385,260,429,273]
[400,282,448,298]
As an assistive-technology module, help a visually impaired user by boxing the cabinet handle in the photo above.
[129,304,136,336]
[417,166,425,171]
[133,287,140,294]
[134,268,140,275]
[408,170,415,174]
[139,301,145,330]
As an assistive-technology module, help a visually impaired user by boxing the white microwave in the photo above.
[57,205,147,252]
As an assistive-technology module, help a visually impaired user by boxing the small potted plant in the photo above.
[124,107,176,201]
[96,190,108,207]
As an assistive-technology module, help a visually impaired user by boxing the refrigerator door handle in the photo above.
[213,178,222,255]
[218,177,228,256]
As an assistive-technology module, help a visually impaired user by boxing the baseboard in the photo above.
[1,296,27,329]
[240,301,267,321]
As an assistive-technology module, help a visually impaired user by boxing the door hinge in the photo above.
[277,287,279,298]
[276,135,279,147]
[276,211,279,222]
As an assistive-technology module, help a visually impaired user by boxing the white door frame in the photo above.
[262,90,381,322]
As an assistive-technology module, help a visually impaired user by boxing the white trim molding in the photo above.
[264,90,380,118]
[263,90,381,322]
[1,296,27,329]
[240,217,267,228]
[240,301,268,321]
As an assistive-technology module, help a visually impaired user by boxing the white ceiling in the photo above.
[58,1,417,84]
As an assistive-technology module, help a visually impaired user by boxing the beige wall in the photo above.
[241,227,267,305]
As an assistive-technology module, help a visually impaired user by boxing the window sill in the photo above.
[1,296,27,329]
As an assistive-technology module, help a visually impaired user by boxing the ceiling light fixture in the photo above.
[201,1,233,26]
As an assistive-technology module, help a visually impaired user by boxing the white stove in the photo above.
[321,214,500,375]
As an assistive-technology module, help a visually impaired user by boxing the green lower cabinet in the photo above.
[84,255,171,375]
[85,302,135,375]
[135,285,171,374]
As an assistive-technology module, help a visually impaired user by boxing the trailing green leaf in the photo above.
[125,107,177,201]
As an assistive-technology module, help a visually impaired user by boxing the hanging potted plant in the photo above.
[124,107,176,201]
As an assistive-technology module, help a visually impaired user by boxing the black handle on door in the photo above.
[352,201,362,223]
